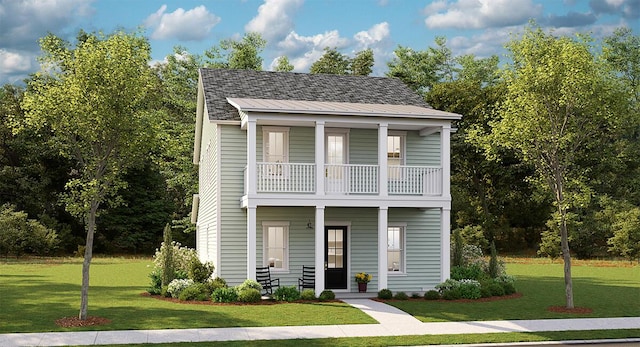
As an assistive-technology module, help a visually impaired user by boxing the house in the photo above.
[192,68,461,295]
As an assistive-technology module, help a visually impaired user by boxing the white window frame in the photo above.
[262,221,290,272]
[387,223,407,274]
[387,131,406,180]
[262,127,290,177]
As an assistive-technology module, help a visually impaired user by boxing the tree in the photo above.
[310,47,350,75]
[22,31,156,319]
[350,49,374,76]
[0,204,58,258]
[274,56,294,72]
[479,26,617,308]
[205,32,266,70]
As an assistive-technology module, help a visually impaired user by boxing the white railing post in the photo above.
[315,121,325,196]
[378,123,388,196]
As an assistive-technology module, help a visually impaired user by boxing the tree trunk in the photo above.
[79,201,98,320]
[554,173,574,309]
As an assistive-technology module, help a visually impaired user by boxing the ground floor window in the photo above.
[388,224,405,272]
[263,222,289,271]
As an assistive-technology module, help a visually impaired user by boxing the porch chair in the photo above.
[298,265,315,292]
[256,266,280,295]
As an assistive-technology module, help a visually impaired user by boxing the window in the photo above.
[387,225,405,272]
[387,133,405,179]
[263,127,289,176]
[263,222,289,271]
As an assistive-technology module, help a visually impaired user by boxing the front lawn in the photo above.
[0,257,375,333]
[387,259,639,322]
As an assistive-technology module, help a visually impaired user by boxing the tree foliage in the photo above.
[274,56,294,72]
[310,47,374,75]
[0,204,58,258]
[22,30,157,319]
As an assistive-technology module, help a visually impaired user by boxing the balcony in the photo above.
[246,162,443,196]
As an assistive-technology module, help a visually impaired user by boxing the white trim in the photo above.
[190,194,199,224]
[262,126,290,163]
[262,221,290,272]
[441,208,451,282]
[247,207,257,280]
[377,208,388,290]
[315,207,325,296]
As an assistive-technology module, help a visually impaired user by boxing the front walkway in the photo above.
[1,299,639,346]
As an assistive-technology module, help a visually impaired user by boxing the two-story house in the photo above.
[192,68,461,295]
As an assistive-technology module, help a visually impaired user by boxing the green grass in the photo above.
[387,261,640,322]
[0,257,375,333]
[105,329,640,347]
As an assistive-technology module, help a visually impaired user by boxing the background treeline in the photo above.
[0,26,637,260]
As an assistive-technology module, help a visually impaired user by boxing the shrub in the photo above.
[0,204,59,258]
[179,283,209,301]
[538,230,562,260]
[486,282,505,297]
[488,241,499,278]
[480,286,492,298]
[212,287,238,303]
[394,291,409,300]
[411,292,421,299]
[424,290,440,300]
[167,278,195,298]
[450,264,484,281]
[236,279,262,292]
[435,279,460,293]
[377,288,393,300]
[189,259,215,283]
[273,286,300,302]
[148,269,162,295]
[442,288,462,300]
[457,279,481,299]
[318,290,335,301]
[300,289,316,301]
[238,288,262,303]
[502,282,516,295]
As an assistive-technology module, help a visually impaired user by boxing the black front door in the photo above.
[325,226,347,289]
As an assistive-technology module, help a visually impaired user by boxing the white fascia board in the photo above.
[193,78,205,165]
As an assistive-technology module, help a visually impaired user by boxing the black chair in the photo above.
[298,265,315,292]
[256,266,280,295]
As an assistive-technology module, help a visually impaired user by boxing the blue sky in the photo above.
[1,0,638,84]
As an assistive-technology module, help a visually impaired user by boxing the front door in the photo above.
[325,226,348,289]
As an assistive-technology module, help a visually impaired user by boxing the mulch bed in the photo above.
[140,292,340,305]
[55,316,112,328]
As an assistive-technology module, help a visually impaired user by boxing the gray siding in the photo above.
[349,129,378,164]
[406,132,441,166]
[256,125,315,163]
[197,118,219,265]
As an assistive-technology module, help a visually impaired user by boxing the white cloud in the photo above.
[424,0,543,29]
[145,5,220,41]
[0,50,33,74]
[354,22,390,47]
[245,0,303,43]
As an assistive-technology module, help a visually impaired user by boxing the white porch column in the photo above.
[378,123,388,196]
[315,121,325,195]
[440,124,451,198]
[378,206,388,290]
[247,119,257,195]
[247,206,257,280]
[314,207,325,295]
[440,208,451,282]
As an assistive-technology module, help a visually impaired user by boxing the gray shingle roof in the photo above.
[199,68,432,121]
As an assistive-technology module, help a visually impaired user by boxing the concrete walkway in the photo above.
[1,299,639,346]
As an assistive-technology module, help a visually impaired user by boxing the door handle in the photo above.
[324,262,328,270]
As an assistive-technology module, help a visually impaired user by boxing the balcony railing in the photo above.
[247,162,442,196]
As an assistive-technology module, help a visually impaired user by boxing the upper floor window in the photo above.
[263,127,289,176]
[388,133,405,179]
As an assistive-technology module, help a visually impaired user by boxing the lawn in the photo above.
[0,257,375,333]
[387,259,640,322]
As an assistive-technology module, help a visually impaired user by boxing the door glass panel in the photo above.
[327,228,344,269]
[327,135,345,180]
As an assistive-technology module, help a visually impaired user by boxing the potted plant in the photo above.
[355,272,372,292]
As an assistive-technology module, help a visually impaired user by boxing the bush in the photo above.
[486,282,505,297]
[167,278,195,298]
[411,292,421,299]
[377,288,393,300]
[238,288,262,303]
[480,286,492,298]
[212,287,238,303]
[442,288,462,300]
[0,204,59,258]
[450,264,484,281]
[502,282,516,295]
[538,230,562,260]
[300,289,316,301]
[457,279,481,299]
[488,241,499,278]
[424,290,440,300]
[148,269,162,295]
[318,290,335,301]
[394,291,409,300]
[236,279,262,292]
[188,259,215,283]
[273,286,300,302]
[179,283,209,301]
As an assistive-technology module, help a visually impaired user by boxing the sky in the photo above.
[0,0,638,84]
